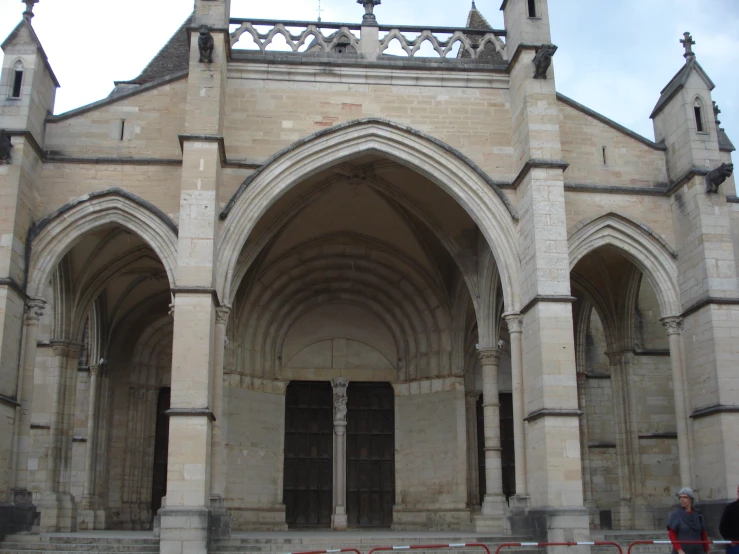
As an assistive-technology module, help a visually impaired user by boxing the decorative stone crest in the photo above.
[331,377,349,424]
[198,25,215,63]
[661,316,683,336]
[713,102,721,126]
[357,0,381,24]
[532,44,557,79]
[0,130,13,165]
[705,163,734,193]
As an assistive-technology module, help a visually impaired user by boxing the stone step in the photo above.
[0,545,158,553]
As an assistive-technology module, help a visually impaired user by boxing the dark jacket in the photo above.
[720,500,739,541]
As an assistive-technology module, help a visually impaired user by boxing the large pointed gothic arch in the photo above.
[568,212,680,317]
[216,118,522,312]
[26,189,179,299]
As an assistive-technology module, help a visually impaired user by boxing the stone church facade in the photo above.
[0,0,737,552]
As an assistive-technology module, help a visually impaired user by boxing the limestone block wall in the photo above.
[223,67,515,178]
[70,371,90,502]
[224,378,286,530]
[393,379,468,527]
[558,101,668,187]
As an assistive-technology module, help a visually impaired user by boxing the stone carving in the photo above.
[680,32,695,58]
[25,297,46,322]
[0,130,13,165]
[504,314,523,334]
[661,316,683,335]
[533,44,557,79]
[357,0,381,23]
[705,163,734,193]
[198,25,215,63]
[215,306,231,325]
[331,377,349,424]
[477,348,500,365]
[713,102,721,125]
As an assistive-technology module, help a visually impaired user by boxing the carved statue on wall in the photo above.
[705,162,734,193]
[331,377,349,424]
[533,44,557,79]
[198,25,215,63]
[0,130,12,165]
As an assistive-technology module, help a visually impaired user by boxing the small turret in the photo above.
[651,33,723,180]
[501,0,552,55]
[0,0,59,147]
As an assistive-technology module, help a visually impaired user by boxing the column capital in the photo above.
[215,305,231,325]
[88,365,101,377]
[478,348,500,366]
[25,297,46,322]
[661,316,684,335]
[503,312,523,334]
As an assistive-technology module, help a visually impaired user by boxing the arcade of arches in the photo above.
[1,0,737,547]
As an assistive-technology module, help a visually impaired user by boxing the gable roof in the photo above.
[1,19,60,87]
[115,16,191,87]
[718,127,735,152]
[650,57,715,119]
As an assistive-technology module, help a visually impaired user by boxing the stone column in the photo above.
[476,348,506,531]
[465,391,481,507]
[38,341,79,532]
[358,0,380,59]
[78,364,100,530]
[504,313,528,502]
[209,305,231,538]
[12,298,46,495]
[662,316,692,487]
[331,377,349,530]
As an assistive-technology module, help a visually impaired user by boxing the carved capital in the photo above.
[605,351,623,365]
[168,303,175,318]
[477,348,500,366]
[25,297,46,322]
[661,316,683,335]
[66,342,83,359]
[331,377,349,425]
[503,313,523,334]
[89,365,101,377]
[215,306,231,326]
[51,341,70,357]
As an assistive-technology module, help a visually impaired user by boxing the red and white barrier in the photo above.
[495,542,623,554]
[368,543,491,554]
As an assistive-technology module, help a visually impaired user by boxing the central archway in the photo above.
[216,119,522,313]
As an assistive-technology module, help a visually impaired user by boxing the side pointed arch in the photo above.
[569,212,680,317]
[27,188,178,299]
[217,118,522,312]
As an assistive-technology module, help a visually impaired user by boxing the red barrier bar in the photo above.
[495,542,623,554]
[627,540,739,554]
[369,543,491,554]
[280,549,363,554]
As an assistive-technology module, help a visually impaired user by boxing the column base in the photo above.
[508,505,589,542]
[475,493,507,533]
[37,492,77,533]
[210,495,231,539]
[508,494,531,509]
[331,508,348,531]
[159,506,211,554]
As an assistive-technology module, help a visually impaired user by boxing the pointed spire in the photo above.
[472,1,477,8]
[22,0,38,23]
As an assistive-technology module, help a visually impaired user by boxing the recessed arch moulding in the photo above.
[216,119,523,326]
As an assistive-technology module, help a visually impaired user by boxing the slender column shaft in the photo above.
[46,342,70,492]
[465,391,481,506]
[662,317,691,486]
[82,365,100,506]
[478,348,504,504]
[331,377,348,530]
[504,313,527,496]
[12,298,46,492]
[210,306,230,499]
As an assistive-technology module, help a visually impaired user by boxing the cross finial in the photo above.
[317,0,324,22]
[22,0,38,23]
[680,32,695,59]
[357,0,381,24]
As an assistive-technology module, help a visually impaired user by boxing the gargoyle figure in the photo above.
[198,25,214,63]
[705,162,734,193]
[533,44,558,79]
[0,130,12,165]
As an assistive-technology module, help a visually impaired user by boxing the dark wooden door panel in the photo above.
[347,382,394,527]
[284,381,333,527]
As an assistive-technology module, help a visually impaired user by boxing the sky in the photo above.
[0,0,737,145]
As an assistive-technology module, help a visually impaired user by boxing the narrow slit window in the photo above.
[602,146,607,165]
[694,106,704,132]
[120,120,126,141]
[12,70,23,98]
[528,0,537,17]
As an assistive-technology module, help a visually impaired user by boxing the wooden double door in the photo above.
[284,381,394,528]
